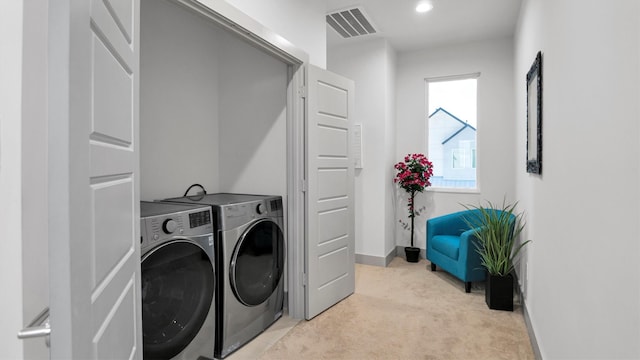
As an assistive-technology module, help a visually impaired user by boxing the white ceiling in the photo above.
[326,0,523,52]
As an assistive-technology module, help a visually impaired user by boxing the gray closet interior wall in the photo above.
[140,0,288,202]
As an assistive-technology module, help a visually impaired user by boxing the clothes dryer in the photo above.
[163,193,285,359]
[140,201,215,360]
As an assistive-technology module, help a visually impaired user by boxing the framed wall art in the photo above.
[526,51,542,174]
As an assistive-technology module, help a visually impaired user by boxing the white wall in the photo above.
[217,30,288,198]
[20,1,50,358]
[328,38,397,261]
[515,0,640,358]
[384,42,398,258]
[395,37,516,249]
[0,1,25,358]
[1,2,50,357]
[140,0,288,201]
[140,0,222,200]
[224,0,327,68]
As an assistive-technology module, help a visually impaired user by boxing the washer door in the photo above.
[141,241,214,359]
[231,219,285,306]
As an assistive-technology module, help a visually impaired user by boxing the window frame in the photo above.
[425,72,480,194]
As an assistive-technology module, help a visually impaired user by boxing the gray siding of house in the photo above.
[442,126,476,180]
[428,108,476,184]
[428,110,464,177]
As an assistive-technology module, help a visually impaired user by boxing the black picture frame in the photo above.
[526,51,542,174]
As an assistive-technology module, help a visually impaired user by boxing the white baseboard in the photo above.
[514,274,542,359]
[395,245,425,260]
[355,248,398,267]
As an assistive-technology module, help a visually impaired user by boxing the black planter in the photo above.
[486,273,514,311]
[404,246,420,263]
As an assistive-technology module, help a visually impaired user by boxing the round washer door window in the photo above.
[141,241,214,359]
[231,219,285,306]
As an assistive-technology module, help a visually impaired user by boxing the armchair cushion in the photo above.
[430,235,460,260]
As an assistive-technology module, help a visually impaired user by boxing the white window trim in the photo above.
[425,72,480,83]
[425,72,480,193]
[427,186,481,194]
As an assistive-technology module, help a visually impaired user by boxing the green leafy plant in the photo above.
[463,200,530,276]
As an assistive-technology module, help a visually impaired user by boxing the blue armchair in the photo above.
[426,209,487,293]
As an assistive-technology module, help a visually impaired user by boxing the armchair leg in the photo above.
[430,263,436,271]
[465,282,471,293]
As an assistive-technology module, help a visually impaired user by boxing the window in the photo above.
[427,75,478,190]
[453,140,476,169]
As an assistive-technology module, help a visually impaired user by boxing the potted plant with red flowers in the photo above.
[394,153,434,262]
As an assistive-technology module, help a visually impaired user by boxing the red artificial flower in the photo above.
[393,153,434,218]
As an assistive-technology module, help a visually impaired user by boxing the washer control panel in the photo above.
[189,209,211,228]
[162,219,178,234]
[140,202,213,254]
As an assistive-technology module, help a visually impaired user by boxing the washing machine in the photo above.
[163,193,285,359]
[140,201,215,360]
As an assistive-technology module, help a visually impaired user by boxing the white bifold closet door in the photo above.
[305,65,356,320]
[48,0,142,358]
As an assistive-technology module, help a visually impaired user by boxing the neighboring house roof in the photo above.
[429,107,476,145]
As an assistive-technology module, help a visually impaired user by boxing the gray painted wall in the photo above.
[1,1,26,358]
[140,0,222,200]
[1,1,50,358]
[328,36,515,261]
[224,0,326,68]
[515,0,640,357]
[395,37,517,249]
[328,38,397,260]
[140,0,287,202]
[217,31,288,199]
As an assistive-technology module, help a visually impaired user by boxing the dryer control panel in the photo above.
[219,198,283,230]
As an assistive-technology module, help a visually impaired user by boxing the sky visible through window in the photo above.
[428,79,477,127]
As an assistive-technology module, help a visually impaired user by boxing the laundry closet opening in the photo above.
[139,0,304,317]
[140,0,288,202]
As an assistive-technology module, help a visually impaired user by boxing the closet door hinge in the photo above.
[301,273,308,287]
[300,179,308,193]
[298,85,307,98]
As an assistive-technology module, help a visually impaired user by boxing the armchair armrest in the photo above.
[459,227,484,277]
[459,227,480,256]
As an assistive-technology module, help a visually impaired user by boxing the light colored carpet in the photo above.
[260,257,534,360]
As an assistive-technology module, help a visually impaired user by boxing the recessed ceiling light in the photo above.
[416,2,433,13]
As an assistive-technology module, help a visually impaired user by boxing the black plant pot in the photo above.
[486,273,514,311]
[404,246,420,263]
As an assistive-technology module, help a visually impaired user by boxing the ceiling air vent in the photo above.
[326,7,376,38]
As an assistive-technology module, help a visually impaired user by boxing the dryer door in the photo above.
[231,219,285,306]
[141,241,214,359]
